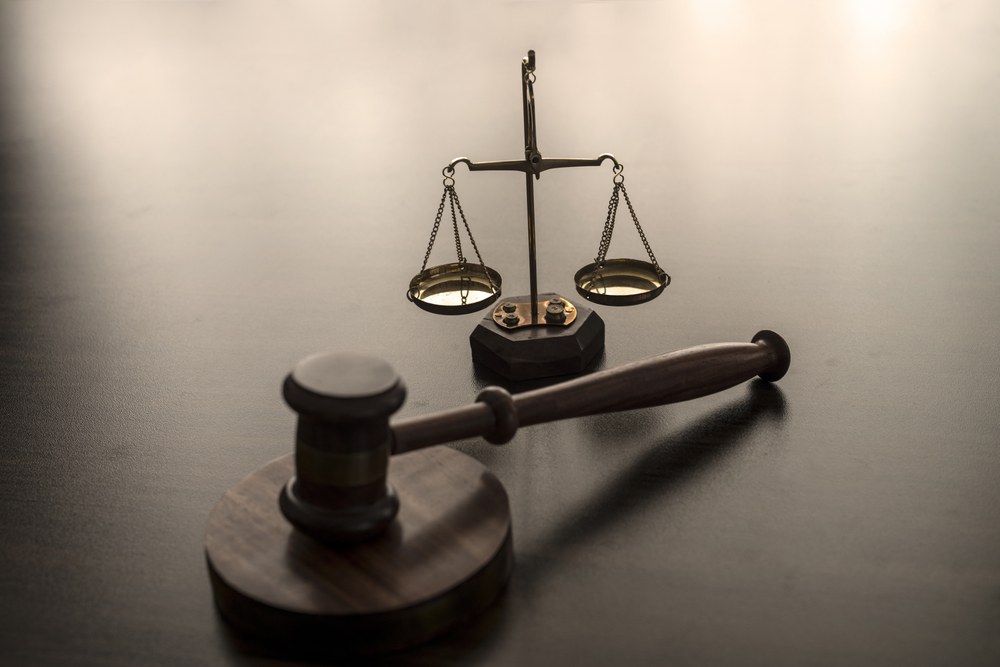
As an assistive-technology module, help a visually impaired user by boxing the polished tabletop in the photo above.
[1,1,998,665]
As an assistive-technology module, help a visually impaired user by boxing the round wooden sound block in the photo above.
[205,446,513,654]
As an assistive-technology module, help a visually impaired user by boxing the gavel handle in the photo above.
[391,330,790,454]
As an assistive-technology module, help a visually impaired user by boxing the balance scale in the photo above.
[407,51,670,380]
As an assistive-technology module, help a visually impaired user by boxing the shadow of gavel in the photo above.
[278,330,791,545]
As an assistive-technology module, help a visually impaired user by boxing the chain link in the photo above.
[450,188,494,291]
[421,188,449,272]
[620,185,661,274]
[594,168,663,275]
[418,175,497,293]
[449,189,466,265]
[595,184,620,267]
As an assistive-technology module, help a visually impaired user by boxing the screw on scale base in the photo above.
[491,296,578,330]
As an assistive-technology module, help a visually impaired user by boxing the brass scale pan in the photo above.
[408,257,665,314]
[407,263,503,315]
[573,258,669,306]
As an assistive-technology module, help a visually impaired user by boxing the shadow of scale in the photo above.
[407,51,670,381]
[204,331,790,655]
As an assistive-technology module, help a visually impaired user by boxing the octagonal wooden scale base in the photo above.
[470,292,605,380]
[205,446,513,655]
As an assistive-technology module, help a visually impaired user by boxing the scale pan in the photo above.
[408,262,503,315]
[574,258,669,306]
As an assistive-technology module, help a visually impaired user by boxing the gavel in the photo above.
[278,330,790,544]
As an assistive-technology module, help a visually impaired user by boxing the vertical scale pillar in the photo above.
[522,49,541,323]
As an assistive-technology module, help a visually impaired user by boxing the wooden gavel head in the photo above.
[278,352,406,544]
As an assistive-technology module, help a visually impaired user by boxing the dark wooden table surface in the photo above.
[2,2,998,665]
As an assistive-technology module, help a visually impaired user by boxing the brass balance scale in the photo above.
[407,51,670,380]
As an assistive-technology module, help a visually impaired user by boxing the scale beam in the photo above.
[447,153,620,176]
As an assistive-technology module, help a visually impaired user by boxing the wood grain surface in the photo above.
[206,446,512,652]
[207,446,510,615]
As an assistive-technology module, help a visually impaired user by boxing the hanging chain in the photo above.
[450,187,491,280]
[594,165,663,275]
[595,176,621,268]
[421,185,449,272]
[619,186,661,274]
[448,186,466,265]
[418,168,497,293]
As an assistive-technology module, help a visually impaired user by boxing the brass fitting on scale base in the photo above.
[491,296,578,329]
[473,292,605,380]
